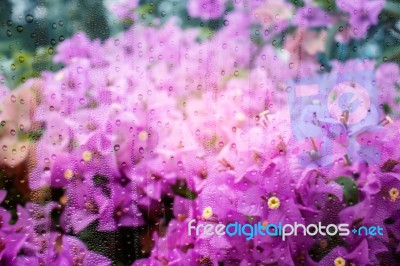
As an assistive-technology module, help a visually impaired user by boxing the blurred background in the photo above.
[2,0,400,89]
[1,0,400,265]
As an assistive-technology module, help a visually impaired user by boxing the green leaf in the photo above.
[383,103,392,115]
[18,129,44,142]
[77,221,118,262]
[325,22,344,59]
[378,45,400,65]
[93,174,110,187]
[382,1,400,19]
[246,216,254,223]
[309,234,346,261]
[335,176,359,206]
[287,0,305,7]
[313,0,336,12]
[197,27,214,42]
[171,180,197,199]
[135,3,156,25]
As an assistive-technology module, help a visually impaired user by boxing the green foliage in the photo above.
[0,0,112,89]
[171,179,197,199]
[313,0,336,12]
[383,1,400,19]
[287,0,305,7]
[335,176,360,206]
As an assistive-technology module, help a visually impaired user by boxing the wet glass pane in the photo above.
[0,0,400,265]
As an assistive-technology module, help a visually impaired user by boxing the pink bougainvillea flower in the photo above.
[337,0,385,39]
[187,0,227,20]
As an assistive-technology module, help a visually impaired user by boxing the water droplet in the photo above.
[114,144,120,151]
[16,25,23,32]
[25,14,34,23]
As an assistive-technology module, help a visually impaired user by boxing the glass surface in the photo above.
[0,0,400,265]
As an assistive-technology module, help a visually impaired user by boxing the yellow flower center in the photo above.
[334,257,346,266]
[82,151,92,162]
[235,112,246,122]
[64,169,73,180]
[138,130,148,142]
[389,188,399,201]
[202,207,213,219]
[55,72,64,81]
[268,196,280,209]
[59,195,68,205]
[262,220,268,227]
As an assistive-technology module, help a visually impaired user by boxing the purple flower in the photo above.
[315,239,369,266]
[293,5,333,27]
[40,233,111,266]
[98,184,144,231]
[0,191,40,264]
[107,0,139,20]
[62,180,109,233]
[188,0,227,20]
[0,232,29,264]
[197,171,242,222]
[53,32,103,65]
[24,202,59,237]
[337,0,385,39]
[297,169,343,223]
[237,158,304,227]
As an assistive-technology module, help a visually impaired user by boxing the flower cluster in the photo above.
[0,0,398,265]
[0,189,111,264]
